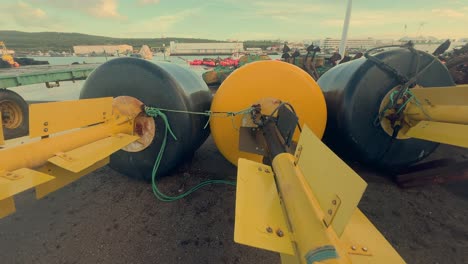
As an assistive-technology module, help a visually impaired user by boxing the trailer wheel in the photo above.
[0,89,29,139]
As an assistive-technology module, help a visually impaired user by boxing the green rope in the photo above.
[144,106,251,202]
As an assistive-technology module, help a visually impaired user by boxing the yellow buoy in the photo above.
[210,60,327,166]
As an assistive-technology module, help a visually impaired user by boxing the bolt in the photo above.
[266,227,273,233]
[332,200,337,205]
[43,128,48,132]
[328,209,333,215]
[43,122,48,126]
[276,229,284,237]
[362,247,368,252]
[351,246,357,251]
[258,167,262,172]
[264,169,270,173]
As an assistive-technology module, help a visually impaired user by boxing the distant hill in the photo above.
[0,30,222,52]
[0,30,284,53]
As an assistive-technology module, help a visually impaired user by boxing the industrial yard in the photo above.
[1,0,468,263]
[0,139,466,264]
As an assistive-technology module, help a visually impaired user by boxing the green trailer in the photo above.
[0,64,99,139]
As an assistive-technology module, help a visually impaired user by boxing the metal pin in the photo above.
[266,227,273,233]
[332,200,337,205]
[328,209,333,215]
[362,247,368,252]
[258,167,262,172]
[351,246,357,251]
[43,128,48,132]
[43,122,48,126]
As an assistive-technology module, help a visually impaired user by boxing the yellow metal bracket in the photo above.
[405,121,468,148]
[235,158,294,255]
[0,168,56,218]
[0,171,23,181]
[294,126,367,236]
[48,133,139,173]
[323,194,341,227]
[29,97,113,138]
[0,111,4,145]
[36,157,109,199]
[347,243,372,256]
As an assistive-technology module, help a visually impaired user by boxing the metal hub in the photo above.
[378,86,414,139]
[112,96,155,152]
[0,100,23,129]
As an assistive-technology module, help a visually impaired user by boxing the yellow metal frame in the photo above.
[402,85,468,148]
[0,111,4,145]
[29,98,113,138]
[0,97,141,219]
[234,125,405,263]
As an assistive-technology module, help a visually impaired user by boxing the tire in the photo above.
[0,89,29,139]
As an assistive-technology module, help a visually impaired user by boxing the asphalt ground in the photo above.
[0,138,467,264]
[1,82,467,264]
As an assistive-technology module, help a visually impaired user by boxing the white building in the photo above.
[73,45,133,55]
[0,49,15,55]
[169,41,243,55]
[321,38,376,51]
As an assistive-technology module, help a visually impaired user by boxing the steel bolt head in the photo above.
[43,128,48,132]
[276,229,284,237]
[266,227,273,233]
[328,209,333,215]
[362,247,368,252]
[332,200,337,205]
[43,122,48,126]
[351,245,357,251]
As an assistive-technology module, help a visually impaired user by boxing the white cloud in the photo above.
[121,9,200,36]
[4,1,63,30]
[32,0,125,20]
[88,0,126,20]
[253,1,327,18]
[431,9,465,18]
[138,0,160,5]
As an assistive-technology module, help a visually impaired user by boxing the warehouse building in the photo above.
[169,41,244,55]
[73,45,133,55]
[320,38,376,51]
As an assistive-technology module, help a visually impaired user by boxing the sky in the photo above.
[0,0,467,40]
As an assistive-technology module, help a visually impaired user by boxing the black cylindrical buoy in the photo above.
[80,58,212,180]
[318,48,455,170]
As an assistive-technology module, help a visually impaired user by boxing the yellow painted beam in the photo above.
[0,168,55,200]
[0,197,15,219]
[48,133,138,173]
[405,86,468,125]
[235,158,294,255]
[36,158,109,199]
[29,97,113,138]
[0,111,4,145]
[294,126,367,236]
[234,126,405,263]
[410,85,468,106]
[0,115,134,173]
[405,121,468,148]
